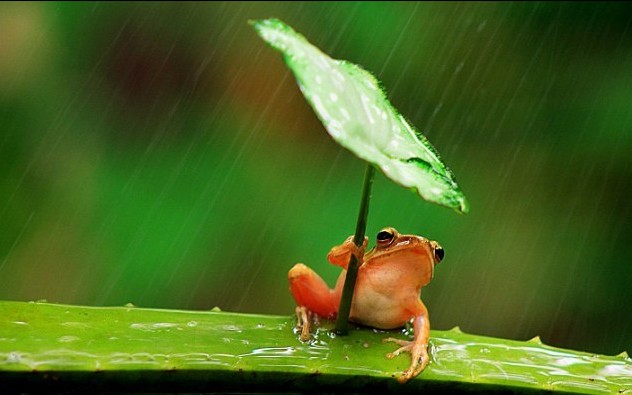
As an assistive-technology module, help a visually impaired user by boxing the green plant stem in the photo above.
[335,163,375,335]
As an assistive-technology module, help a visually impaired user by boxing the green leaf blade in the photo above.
[252,18,469,213]
[1,301,630,393]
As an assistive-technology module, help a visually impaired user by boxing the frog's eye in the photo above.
[434,246,444,263]
[376,228,395,246]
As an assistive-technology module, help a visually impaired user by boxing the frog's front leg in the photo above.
[384,301,430,383]
[327,236,368,269]
[288,263,340,340]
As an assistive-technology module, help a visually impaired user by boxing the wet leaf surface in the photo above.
[1,301,630,393]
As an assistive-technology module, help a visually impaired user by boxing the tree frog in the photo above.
[288,227,444,383]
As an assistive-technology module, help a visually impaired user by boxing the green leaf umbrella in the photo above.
[252,18,469,213]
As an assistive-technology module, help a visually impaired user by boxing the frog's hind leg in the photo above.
[289,263,338,318]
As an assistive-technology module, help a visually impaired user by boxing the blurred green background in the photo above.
[1,2,630,356]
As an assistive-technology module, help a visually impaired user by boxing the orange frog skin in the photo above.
[288,227,444,383]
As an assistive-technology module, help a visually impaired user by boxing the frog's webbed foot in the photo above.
[383,337,429,383]
[295,306,313,341]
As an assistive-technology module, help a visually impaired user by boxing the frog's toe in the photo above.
[295,306,312,341]
[412,355,428,377]
[384,337,429,383]
[383,337,412,359]
[383,337,411,347]
[395,357,427,383]
[397,369,415,384]
[300,325,311,341]
[386,346,408,359]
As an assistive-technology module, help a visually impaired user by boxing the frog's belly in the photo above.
[349,287,411,330]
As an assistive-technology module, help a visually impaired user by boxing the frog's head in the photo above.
[366,227,444,282]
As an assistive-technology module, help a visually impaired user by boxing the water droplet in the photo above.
[6,352,21,364]
[58,335,80,343]
[222,324,242,332]
[153,323,179,329]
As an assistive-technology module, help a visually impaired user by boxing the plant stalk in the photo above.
[335,163,375,335]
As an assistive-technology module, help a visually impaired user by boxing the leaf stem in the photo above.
[335,163,375,335]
